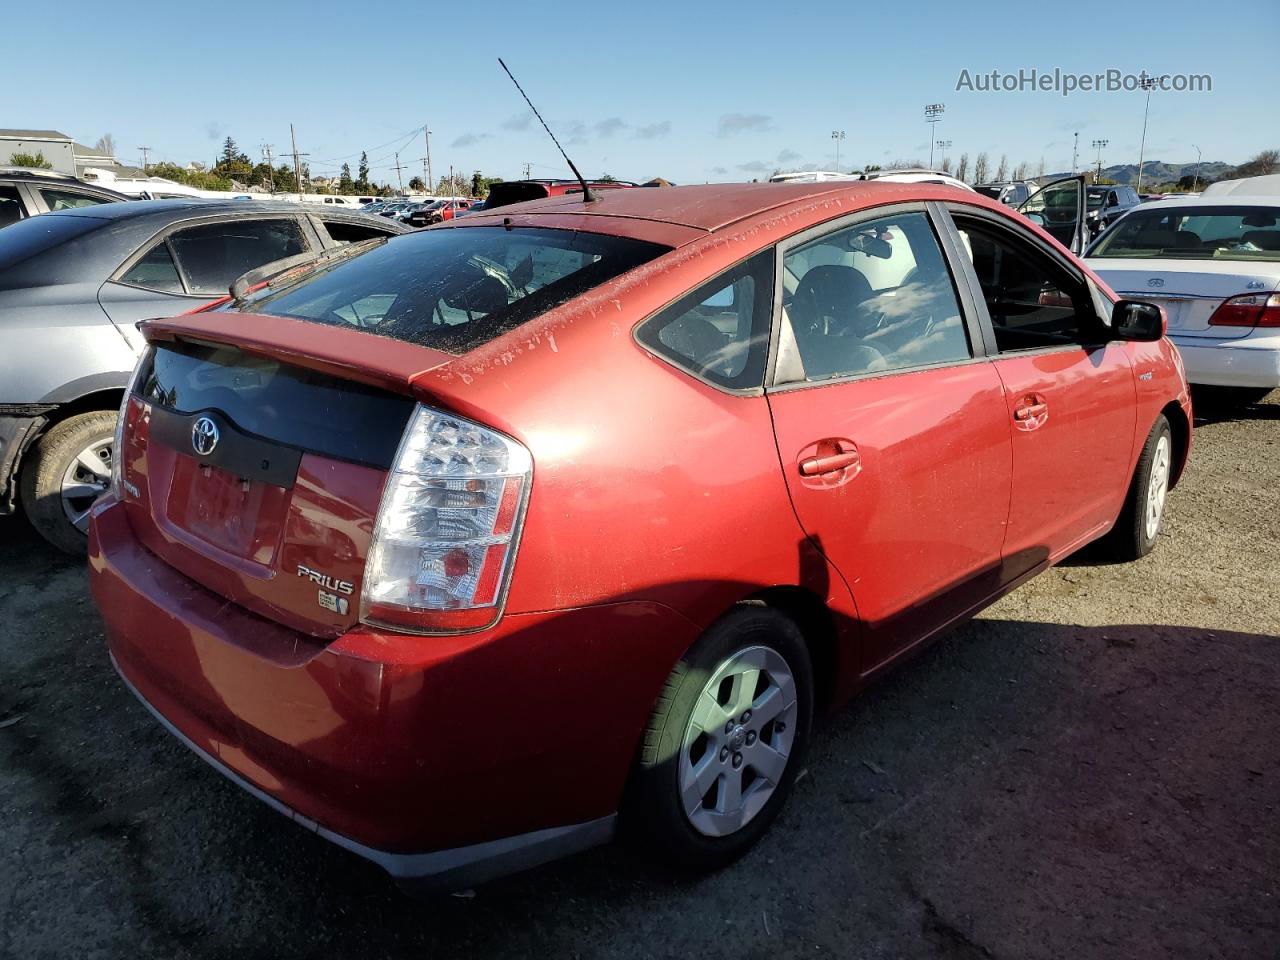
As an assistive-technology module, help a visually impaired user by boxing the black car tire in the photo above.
[1104,414,1172,562]
[627,604,813,871]
[19,411,117,555]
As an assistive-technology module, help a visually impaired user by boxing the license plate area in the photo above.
[165,458,289,564]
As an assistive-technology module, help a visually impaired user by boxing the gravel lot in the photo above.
[1,395,1277,960]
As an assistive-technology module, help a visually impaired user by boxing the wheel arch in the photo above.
[1161,400,1190,488]
[741,586,840,715]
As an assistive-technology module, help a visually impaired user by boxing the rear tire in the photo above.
[1103,414,1172,562]
[19,411,117,555]
[627,605,813,871]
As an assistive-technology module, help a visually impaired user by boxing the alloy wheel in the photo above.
[1145,434,1171,540]
[60,438,112,532]
[678,644,798,838]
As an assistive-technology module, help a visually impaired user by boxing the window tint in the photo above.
[782,211,970,381]
[169,218,307,294]
[636,252,773,390]
[38,188,113,211]
[0,185,23,227]
[321,218,394,245]
[120,242,184,293]
[243,226,668,354]
[955,216,1096,352]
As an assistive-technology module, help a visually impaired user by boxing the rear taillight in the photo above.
[110,347,152,499]
[1207,292,1280,328]
[360,405,532,635]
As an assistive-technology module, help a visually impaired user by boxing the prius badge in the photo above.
[297,564,354,616]
[191,416,219,456]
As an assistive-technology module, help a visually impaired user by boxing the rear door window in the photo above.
[169,218,308,294]
[781,211,971,380]
[0,185,24,227]
[38,187,114,211]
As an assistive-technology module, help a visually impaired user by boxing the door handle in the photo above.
[1012,394,1049,430]
[799,451,861,476]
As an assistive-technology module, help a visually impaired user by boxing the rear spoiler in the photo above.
[228,237,387,302]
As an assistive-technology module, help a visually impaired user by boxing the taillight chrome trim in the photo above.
[359,403,534,637]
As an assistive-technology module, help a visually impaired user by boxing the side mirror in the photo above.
[1024,212,1047,227]
[1112,299,1165,341]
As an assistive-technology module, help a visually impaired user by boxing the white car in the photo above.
[1086,196,1280,405]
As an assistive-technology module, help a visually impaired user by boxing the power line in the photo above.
[137,146,152,174]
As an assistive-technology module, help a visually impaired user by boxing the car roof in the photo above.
[458,181,975,238]
[41,197,406,226]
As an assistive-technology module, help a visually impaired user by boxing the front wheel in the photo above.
[1104,414,1172,562]
[628,605,813,870]
[19,411,117,555]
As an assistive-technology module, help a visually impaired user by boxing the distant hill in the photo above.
[1044,160,1233,185]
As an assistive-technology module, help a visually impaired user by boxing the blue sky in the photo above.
[7,0,1277,185]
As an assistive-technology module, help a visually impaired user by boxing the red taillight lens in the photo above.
[1207,292,1280,328]
[360,405,533,635]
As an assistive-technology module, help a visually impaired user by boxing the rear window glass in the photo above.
[0,214,106,278]
[1089,206,1280,261]
[139,341,415,468]
[242,225,669,354]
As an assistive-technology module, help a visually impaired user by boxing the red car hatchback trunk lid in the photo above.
[119,313,455,639]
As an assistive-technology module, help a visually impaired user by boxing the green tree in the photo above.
[598,173,617,183]
[220,137,239,169]
[408,176,425,192]
[9,151,52,169]
[358,152,370,191]
[339,163,354,194]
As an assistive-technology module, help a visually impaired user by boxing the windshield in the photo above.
[973,186,1002,199]
[243,225,669,353]
[1089,205,1280,260]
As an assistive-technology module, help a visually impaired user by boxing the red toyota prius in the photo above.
[89,180,1191,892]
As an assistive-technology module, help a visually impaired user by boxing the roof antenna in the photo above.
[498,57,595,203]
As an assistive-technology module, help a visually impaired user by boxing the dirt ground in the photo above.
[1,396,1277,960]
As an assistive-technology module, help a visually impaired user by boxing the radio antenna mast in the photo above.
[497,57,594,202]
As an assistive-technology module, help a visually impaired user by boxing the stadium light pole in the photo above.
[1136,76,1157,193]
[831,130,846,173]
[925,104,945,169]
[936,139,952,171]
[1092,138,1109,183]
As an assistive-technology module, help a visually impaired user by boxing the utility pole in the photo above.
[1136,75,1156,194]
[936,140,952,171]
[924,104,945,169]
[1091,139,1109,183]
[262,144,275,193]
[1191,144,1203,192]
[424,125,433,193]
[290,124,309,194]
[522,162,532,179]
[137,146,151,174]
[449,164,454,197]
[1072,132,1079,174]
[391,152,407,195]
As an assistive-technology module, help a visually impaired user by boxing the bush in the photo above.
[8,151,53,169]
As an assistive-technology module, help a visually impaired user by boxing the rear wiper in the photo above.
[229,237,386,302]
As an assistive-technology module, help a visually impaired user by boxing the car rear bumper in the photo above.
[89,495,697,889]
[1171,331,1280,388]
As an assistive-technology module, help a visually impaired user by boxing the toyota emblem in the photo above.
[191,416,219,456]
[1147,278,1165,288]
